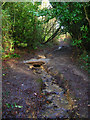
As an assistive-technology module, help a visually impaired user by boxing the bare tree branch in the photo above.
[42,26,61,44]
[84,6,90,27]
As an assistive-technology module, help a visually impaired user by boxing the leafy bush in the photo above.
[2,9,14,53]
[37,2,89,49]
[79,51,89,71]
[2,2,43,54]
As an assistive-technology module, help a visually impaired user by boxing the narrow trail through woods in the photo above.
[2,40,88,118]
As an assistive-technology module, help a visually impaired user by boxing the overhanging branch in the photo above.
[42,26,61,44]
[84,6,90,27]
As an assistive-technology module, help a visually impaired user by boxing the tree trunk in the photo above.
[84,6,90,27]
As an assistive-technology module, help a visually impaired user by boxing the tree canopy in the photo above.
[2,1,90,66]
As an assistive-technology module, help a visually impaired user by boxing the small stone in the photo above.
[21,84,24,86]
[47,95,54,100]
[38,55,46,59]
[34,93,37,96]
[44,82,50,86]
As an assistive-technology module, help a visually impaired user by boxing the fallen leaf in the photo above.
[28,115,31,118]
[6,82,10,85]
[46,101,49,104]
[26,110,29,113]
[60,74,64,79]
[32,111,35,118]
[26,101,31,105]
[39,96,42,98]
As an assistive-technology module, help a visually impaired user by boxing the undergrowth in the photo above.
[2,52,20,59]
[79,51,89,72]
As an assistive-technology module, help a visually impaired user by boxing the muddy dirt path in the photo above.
[45,48,88,118]
[2,45,88,119]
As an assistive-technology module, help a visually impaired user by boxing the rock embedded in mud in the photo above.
[44,81,51,86]
[23,58,50,65]
[45,84,63,93]
[47,95,54,100]
[41,107,69,118]
[37,55,46,59]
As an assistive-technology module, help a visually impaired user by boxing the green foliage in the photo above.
[3,91,10,96]
[37,2,89,49]
[2,2,43,56]
[79,51,89,71]
[2,52,20,59]
[3,73,6,76]
[2,8,14,53]
[36,2,89,71]
[2,1,90,66]
[6,103,23,108]
[37,78,43,83]
[72,39,82,48]
[12,3,42,48]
